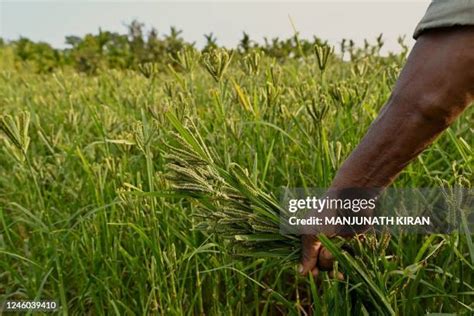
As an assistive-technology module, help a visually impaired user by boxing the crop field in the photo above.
[0,32,473,315]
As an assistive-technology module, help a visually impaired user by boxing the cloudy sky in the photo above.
[0,0,431,53]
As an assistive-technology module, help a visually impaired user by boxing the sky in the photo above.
[0,1,431,53]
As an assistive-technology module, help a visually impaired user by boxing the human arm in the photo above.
[300,26,474,276]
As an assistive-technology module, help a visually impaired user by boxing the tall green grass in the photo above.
[0,42,472,315]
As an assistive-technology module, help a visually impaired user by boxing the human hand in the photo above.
[299,234,343,280]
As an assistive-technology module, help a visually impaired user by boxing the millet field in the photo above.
[0,25,473,314]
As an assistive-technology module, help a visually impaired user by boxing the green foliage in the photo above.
[13,37,61,73]
[0,27,472,315]
[1,21,403,75]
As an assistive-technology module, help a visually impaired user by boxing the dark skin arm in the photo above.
[300,26,474,277]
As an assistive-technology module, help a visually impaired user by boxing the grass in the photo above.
[0,41,473,315]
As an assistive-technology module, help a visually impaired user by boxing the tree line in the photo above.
[1,20,396,74]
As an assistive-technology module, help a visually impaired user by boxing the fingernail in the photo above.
[298,264,303,273]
